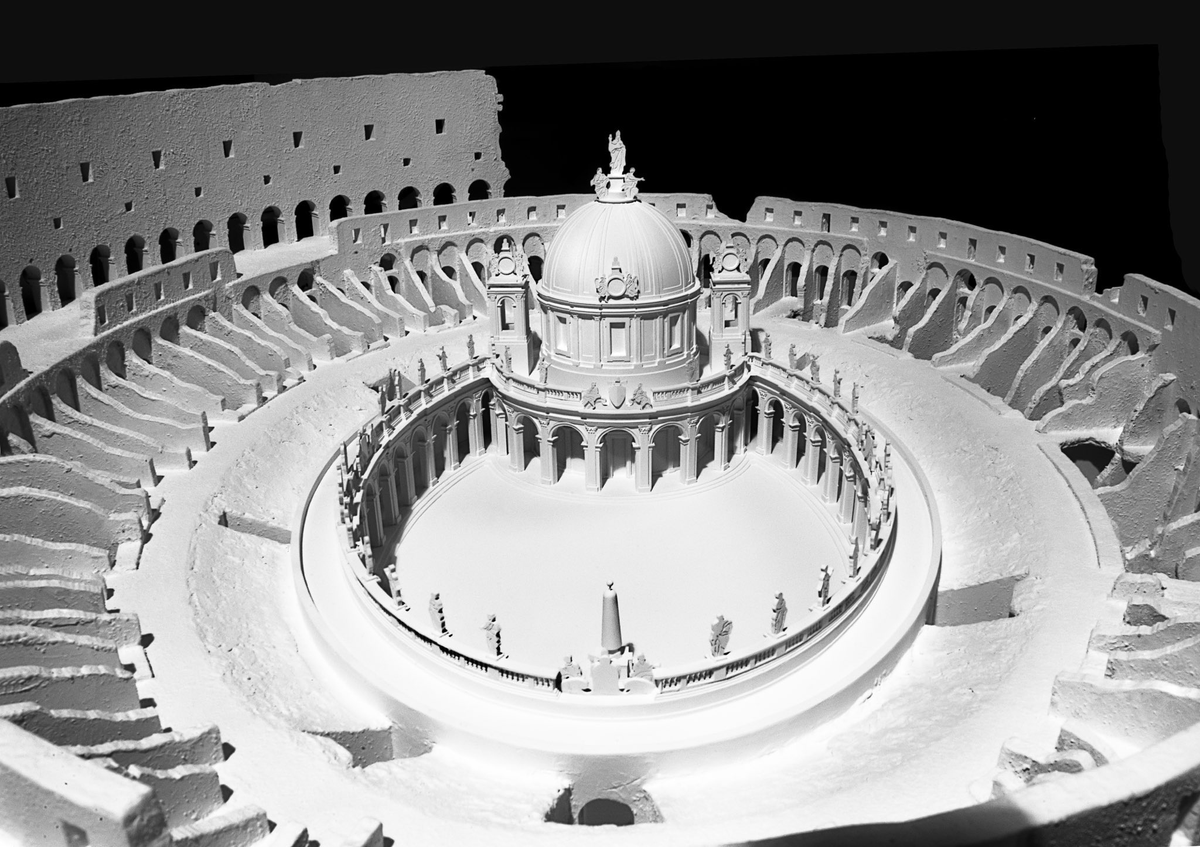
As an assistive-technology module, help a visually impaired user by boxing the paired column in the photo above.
[681,424,698,484]
[540,426,556,485]
[584,432,601,492]
[509,420,525,472]
[398,454,415,507]
[494,408,508,456]
[445,422,459,471]
[801,417,821,485]
[716,420,730,471]
[839,459,857,524]
[468,403,484,456]
[854,481,869,548]
[634,428,652,493]
[424,437,438,488]
[732,406,746,455]
[383,472,400,526]
[823,442,842,503]
[783,417,801,470]
[757,396,772,456]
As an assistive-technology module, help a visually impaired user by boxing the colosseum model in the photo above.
[1,70,1198,847]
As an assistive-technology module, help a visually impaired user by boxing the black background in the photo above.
[1,20,1192,298]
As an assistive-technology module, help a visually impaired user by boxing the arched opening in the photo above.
[699,254,714,288]
[455,403,471,461]
[81,354,102,391]
[193,220,213,252]
[89,245,111,286]
[55,255,77,305]
[441,265,457,280]
[757,258,770,282]
[499,298,515,331]
[412,433,430,498]
[680,230,693,248]
[329,195,350,221]
[124,236,145,274]
[362,487,381,548]
[767,398,785,459]
[744,389,760,452]
[814,266,829,301]
[432,417,448,479]
[387,274,400,292]
[379,253,396,272]
[954,269,978,292]
[601,429,635,489]
[298,269,316,297]
[269,276,288,300]
[186,305,206,330]
[785,262,801,298]
[578,799,635,827]
[398,187,421,209]
[392,450,411,507]
[1061,441,1116,486]
[651,426,683,488]
[294,201,316,240]
[527,256,544,282]
[106,341,126,378]
[696,414,717,478]
[1178,399,1193,418]
[159,316,179,345]
[364,190,385,215]
[870,252,889,274]
[30,387,54,421]
[518,416,540,472]
[378,469,396,528]
[241,285,262,317]
[54,369,79,411]
[842,270,858,306]
[159,228,180,264]
[472,261,486,283]
[226,214,247,253]
[480,391,494,450]
[432,183,456,205]
[1121,331,1141,355]
[261,207,281,248]
[813,427,828,484]
[19,266,42,317]
[927,288,942,306]
[554,426,585,479]
[467,180,490,201]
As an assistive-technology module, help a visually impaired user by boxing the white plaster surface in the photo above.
[95,294,1118,843]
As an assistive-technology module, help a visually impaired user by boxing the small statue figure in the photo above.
[818,567,832,608]
[482,614,502,658]
[810,355,820,383]
[849,537,861,578]
[723,345,733,371]
[608,130,626,175]
[488,250,500,278]
[560,655,582,681]
[429,592,448,636]
[417,358,427,384]
[630,654,654,680]
[590,168,607,198]
[762,333,772,359]
[625,274,640,299]
[630,383,651,409]
[538,353,549,384]
[833,369,842,398]
[710,615,733,657]
[466,334,475,359]
[437,346,449,373]
[503,347,512,372]
[582,382,607,410]
[851,383,860,414]
[623,168,643,199]
[770,592,788,636]
[788,343,798,370]
[378,387,387,416]
[686,357,699,384]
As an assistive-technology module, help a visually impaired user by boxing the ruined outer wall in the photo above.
[0,72,508,305]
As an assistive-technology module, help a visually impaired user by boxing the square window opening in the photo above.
[209,261,221,282]
[222,140,233,158]
[402,158,411,167]
[677,203,687,218]
[124,293,135,313]
[764,207,774,222]
[4,176,17,198]
[293,131,304,149]
[609,322,629,359]
[1167,308,1176,329]
[1138,295,1148,316]
[96,303,106,325]
[850,216,859,232]
[435,119,445,134]
[352,227,362,244]
[364,124,375,141]
[437,215,447,231]
[527,206,538,221]
[878,221,888,237]
[938,231,948,248]
[124,201,133,213]
[474,151,482,160]
[53,217,62,229]
[152,150,162,169]
[80,162,92,183]
[557,204,566,219]
[182,271,192,289]
[967,238,977,260]
[820,213,830,233]
[194,186,203,197]
[1054,262,1065,281]
[409,220,419,234]
[907,225,917,241]
[997,245,1007,263]
[154,281,163,300]
[262,175,271,185]
[468,210,476,225]
[332,165,341,175]
[1026,253,1036,272]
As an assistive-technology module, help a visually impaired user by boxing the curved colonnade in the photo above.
[1,169,1199,843]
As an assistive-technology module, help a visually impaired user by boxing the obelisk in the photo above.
[601,582,623,654]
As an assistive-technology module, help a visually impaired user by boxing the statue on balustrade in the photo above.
[849,538,861,578]
[710,615,733,657]
[818,567,832,608]
[466,334,475,359]
[630,654,654,680]
[437,346,449,373]
[686,357,699,383]
[591,168,608,198]
[630,384,652,409]
[417,358,427,384]
[833,369,842,398]
[538,353,549,384]
[770,592,788,636]
[482,614,502,658]
[429,593,448,636]
[788,344,798,370]
[582,382,607,409]
[762,333,772,359]
[623,168,643,199]
[723,345,733,371]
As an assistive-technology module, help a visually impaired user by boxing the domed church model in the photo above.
[1,70,1200,846]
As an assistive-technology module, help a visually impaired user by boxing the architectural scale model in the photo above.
[1,70,1199,847]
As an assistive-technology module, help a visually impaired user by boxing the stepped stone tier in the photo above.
[1,71,1199,846]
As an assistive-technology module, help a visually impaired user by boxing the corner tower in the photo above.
[534,134,702,390]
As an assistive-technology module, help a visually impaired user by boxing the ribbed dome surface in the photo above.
[543,198,693,300]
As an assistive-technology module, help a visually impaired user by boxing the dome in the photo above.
[542,197,694,301]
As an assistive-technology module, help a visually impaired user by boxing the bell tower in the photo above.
[709,241,752,357]
[486,237,536,375]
